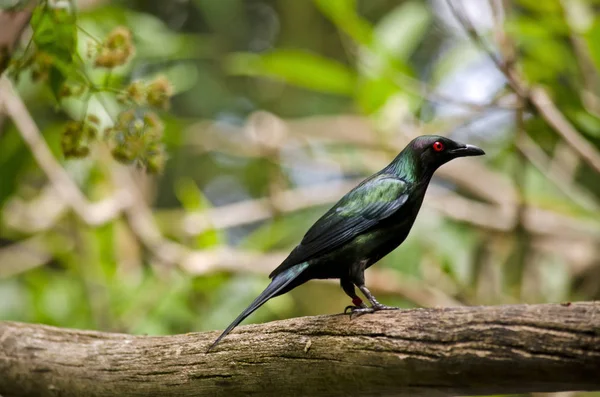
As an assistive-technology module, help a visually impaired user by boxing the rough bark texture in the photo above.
[0,302,599,397]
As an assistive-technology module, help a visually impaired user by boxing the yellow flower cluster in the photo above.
[105,110,167,173]
[61,115,100,158]
[118,75,173,109]
[30,52,53,82]
[92,26,135,68]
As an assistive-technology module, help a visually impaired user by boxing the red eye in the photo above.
[432,141,445,152]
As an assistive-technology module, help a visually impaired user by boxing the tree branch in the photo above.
[0,302,598,397]
[528,86,600,175]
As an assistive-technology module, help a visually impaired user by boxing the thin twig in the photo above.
[0,236,53,279]
[445,0,525,96]
[528,87,600,174]
[517,134,599,212]
[447,0,600,175]
[559,0,600,116]
[0,77,133,225]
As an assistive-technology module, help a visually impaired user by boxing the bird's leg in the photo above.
[358,285,399,311]
[341,278,367,314]
[346,285,400,317]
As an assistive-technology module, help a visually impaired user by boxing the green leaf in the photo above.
[374,1,431,61]
[586,18,600,73]
[356,76,399,114]
[312,0,372,46]
[515,0,561,13]
[349,2,429,114]
[175,177,204,211]
[241,210,319,251]
[48,66,65,98]
[175,178,222,248]
[32,5,76,61]
[570,110,600,139]
[31,2,77,99]
[225,50,356,95]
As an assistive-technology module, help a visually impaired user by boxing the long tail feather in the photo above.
[206,262,309,352]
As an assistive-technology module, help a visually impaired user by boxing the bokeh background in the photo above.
[1,1,600,393]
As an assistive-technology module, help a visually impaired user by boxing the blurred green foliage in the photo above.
[1,6,600,397]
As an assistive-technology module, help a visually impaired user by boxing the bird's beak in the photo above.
[450,144,485,157]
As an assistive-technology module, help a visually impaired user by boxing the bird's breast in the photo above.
[356,197,424,263]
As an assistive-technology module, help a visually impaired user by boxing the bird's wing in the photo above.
[269,174,409,278]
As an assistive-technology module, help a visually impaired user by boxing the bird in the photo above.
[207,135,485,351]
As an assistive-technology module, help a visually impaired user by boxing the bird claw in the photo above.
[344,303,367,314]
[346,306,374,319]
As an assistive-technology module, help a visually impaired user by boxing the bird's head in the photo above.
[389,135,485,181]
[410,135,485,169]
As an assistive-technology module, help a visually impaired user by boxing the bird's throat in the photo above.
[385,149,431,184]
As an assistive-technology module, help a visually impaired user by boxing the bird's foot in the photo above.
[345,302,399,319]
[371,303,400,311]
[344,304,367,314]
[346,305,374,319]
[344,297,368,316]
